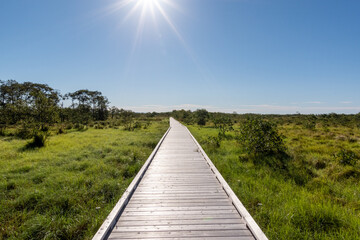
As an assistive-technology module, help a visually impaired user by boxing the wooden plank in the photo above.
[122,210,238,216]
[134,190,224,194]
[133,192,227,196]
[118,214,243,221]
[127,199,231,204]
[132,193,226,197]
[108,230,253,239]
[125,206,235,211]
[116,219,245,227]
[113,223,248,232]
[126,202,232,208]
[109,237,254,240]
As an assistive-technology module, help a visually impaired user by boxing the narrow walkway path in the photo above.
[94,118,267,240]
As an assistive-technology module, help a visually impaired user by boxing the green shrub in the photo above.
[74,123,87,131]
[304,120,316,130]
[205,136,221,149]
[335,168,360,181]
[195,109,209,126]
[15,126,33,139]
[238,118,286,156]
[0,125,5,136]
[94,124,104,129]
[26,131,49,148]
[57,127,65,134]
[314,160,327,169]
[213,116,233,137]
[335,149,359,166]
[134,121,142,129]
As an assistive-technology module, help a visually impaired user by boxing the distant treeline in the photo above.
[171,109,360,129]
[1,79,360,134]
[0,80,167,144]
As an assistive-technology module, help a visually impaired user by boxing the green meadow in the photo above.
[188,122,360,240]
[0,120,168,240]
[1,114,360,240]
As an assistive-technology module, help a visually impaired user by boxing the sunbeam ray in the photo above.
[154,1,212,81]
[102,0,213,82]
[122,0,143,23]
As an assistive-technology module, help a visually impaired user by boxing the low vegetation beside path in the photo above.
[188,115,360,240]
[0,120,168,240]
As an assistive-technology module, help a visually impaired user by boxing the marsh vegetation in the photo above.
[185,112,360,240]
[0,120,168,239]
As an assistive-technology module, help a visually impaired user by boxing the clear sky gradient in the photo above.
[1,0,359,113]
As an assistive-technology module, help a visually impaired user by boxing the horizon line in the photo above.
[121,104,360,115]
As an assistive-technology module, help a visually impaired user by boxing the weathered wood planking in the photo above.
[93,118,267,240]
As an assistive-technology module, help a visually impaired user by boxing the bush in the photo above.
[195,109,209,126]
[16,126,33,139]
[212,116,233,137]
[197,118,206,126]
[204,136,221,149]
[0,126,5,136]
[26,131,49,148]
[238,118,286,156]
[304,121,316,130]
[134,121,142,129]
[74,123,87,131]
[314,160,327,169]
[57,127,65,134]
[143,121,151,129]
[335,149,359,166]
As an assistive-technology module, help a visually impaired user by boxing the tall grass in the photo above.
[0,120,168,239]
[188,123,360,240]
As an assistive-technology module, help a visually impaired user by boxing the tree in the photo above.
[194,109,209,126]
[109,106,120,119]
[65,89,109,123]
[120,109,135,130]
[0,80,60,128]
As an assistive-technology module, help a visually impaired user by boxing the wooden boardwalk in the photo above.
[93,118,267,240]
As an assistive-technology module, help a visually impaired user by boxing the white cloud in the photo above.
[122,104,360,114]
[304,101,324,104]
[123,104,216,112]
[340,101,352,104]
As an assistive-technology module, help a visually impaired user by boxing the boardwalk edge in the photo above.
[92,126,172,240]
[185,125,269,240]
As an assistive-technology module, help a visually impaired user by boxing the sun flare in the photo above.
[108,0,184,51]
[138,0,158,11]
[103,0,205,78]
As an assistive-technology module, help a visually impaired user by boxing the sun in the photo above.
[138,0,158,11]
[110,0,179,23]
[107,0,183,49]
[101,0,209,81]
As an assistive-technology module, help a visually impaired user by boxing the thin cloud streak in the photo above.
[304,101,325,104]
[122,104,360,114]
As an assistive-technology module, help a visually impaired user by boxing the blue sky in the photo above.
[1,0,359,113]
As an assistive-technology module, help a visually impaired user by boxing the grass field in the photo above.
[188,123,360,239]
[0,120,169,240]
[1,116,359,239]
